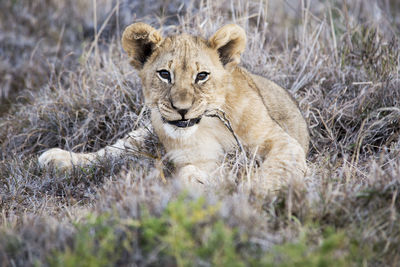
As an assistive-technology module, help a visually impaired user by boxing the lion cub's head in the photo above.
[122,23,246,138]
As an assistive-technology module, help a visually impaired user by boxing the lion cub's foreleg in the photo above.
[38,128,148,170]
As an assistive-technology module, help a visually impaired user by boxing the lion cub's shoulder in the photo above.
[230,67,309,152]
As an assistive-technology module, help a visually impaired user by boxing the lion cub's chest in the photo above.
[160,117,236,168]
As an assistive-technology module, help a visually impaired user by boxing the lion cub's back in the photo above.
[251,74,309,153]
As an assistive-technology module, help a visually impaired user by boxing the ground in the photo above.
[0,0,399,266]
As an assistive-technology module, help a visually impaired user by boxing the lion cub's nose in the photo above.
[177,108,188,118]
[170,91,193,119]
[171,102,189,119]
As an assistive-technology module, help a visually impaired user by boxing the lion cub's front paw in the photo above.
[38,148,78,170]
[176,165,209,191]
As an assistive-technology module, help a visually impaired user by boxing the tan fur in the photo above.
[39,23,309,193]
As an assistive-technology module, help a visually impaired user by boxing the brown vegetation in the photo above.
[0,0,399,266]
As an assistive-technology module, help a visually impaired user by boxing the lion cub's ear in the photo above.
[208,24,246,70]
[122,22,163,69]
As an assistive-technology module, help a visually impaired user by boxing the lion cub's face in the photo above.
[122,23,246,138]
[141,35,228,137]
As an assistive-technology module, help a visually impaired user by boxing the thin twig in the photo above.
[204,109,245,153]
[204,109,248,168]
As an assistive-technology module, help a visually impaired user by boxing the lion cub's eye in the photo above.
[157,69,171,83]
[195,72,209,83]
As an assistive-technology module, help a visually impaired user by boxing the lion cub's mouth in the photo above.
[164,117,201,128]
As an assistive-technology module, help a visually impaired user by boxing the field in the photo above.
[1,0,399,266]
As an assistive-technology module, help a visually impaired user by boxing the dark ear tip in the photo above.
[121,23,163,69]
[209,24,246,69]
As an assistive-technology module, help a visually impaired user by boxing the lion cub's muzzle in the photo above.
[163,117,202,128]
[158,99,206,128]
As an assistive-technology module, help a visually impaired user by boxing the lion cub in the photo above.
[39,23,309,192]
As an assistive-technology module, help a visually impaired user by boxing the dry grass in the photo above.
[1,0,399,266]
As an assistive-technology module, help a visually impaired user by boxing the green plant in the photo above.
[49,214,120,267]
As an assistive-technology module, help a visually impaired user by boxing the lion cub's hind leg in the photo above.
[258,133,308,194]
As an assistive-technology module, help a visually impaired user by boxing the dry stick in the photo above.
[205,109,245,153]
[92,0,98,67]
[205,109,253,186]
[342,0,353,51]
[204,108,248,165]
[291,21,324,93]
[55,23,65,57]
[85,3,119,65]
[328,4,338,63]
[349,118,367,182]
